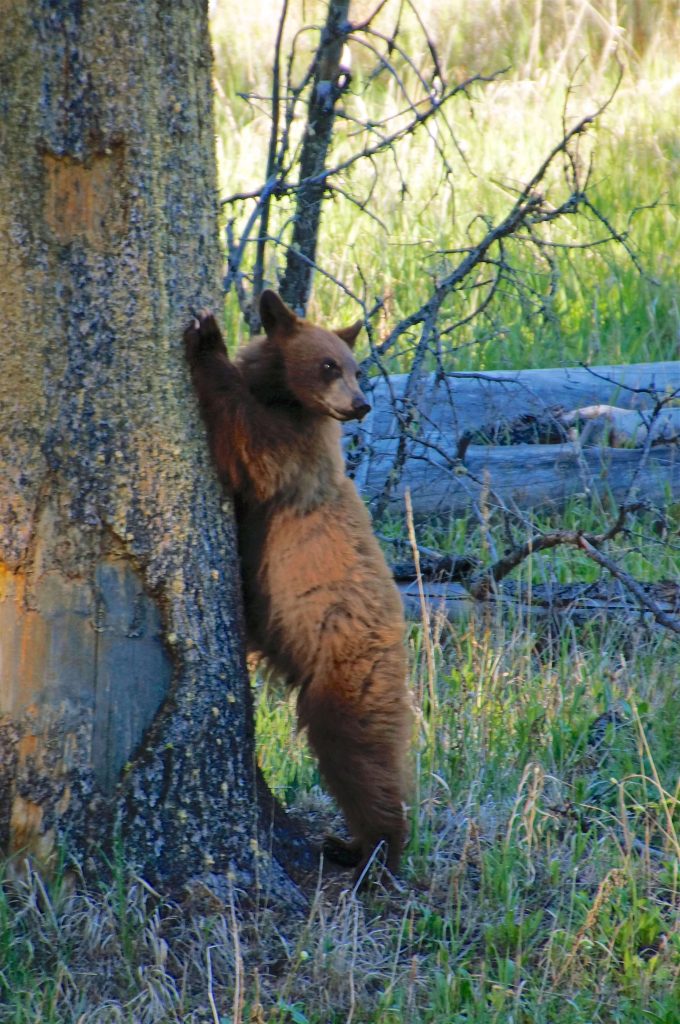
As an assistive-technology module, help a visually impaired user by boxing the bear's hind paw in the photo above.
[322,833,363,868]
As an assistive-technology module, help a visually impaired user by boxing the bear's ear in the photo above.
[333,319,363,350]
[259,290,298,336]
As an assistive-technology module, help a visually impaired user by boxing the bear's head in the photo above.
[259,290,370,422]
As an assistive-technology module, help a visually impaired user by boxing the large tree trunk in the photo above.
[0,0,261,884]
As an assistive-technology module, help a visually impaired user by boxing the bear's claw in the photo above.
[184,309,227,362]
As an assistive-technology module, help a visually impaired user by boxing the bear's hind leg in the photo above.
[300,684,410,884]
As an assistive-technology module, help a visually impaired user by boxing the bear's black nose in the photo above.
[352,397,371,419]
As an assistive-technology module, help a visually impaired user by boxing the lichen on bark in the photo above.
[0,0,263,885]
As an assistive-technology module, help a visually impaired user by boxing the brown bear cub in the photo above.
[184,290,412,882]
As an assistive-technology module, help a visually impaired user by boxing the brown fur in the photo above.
[184,291,412,881]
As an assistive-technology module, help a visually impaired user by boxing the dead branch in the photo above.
[279,0,352,314]
[250,0,290,328]
[363,94,612,370]
[576,536,680,634]
[220,0,511,323]
[396,576,680,631]
[461,426,680,632]
[347,360,680,525]
[217,5,677,641]
[390,499,680,635]
[468,504,635,600]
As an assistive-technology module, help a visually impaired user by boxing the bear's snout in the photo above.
[351,395,371,420]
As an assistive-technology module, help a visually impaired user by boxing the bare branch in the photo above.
[576,536,680,634]
[464,502,680,634]
[350,0,391,33]
[250,0,290,330]
[279,0,352,313]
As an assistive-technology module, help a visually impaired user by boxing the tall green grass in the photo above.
[3,613,677,1022]
[251,604,680,1023]
[213,0,680,370]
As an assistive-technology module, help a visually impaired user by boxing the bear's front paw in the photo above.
[183,309,227,363]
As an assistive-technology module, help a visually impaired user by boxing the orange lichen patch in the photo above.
[16,733,38,764]
[44,144,128,250]
[9,795,44,852]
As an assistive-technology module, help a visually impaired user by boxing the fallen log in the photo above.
[368,442,680,517]
[346,361,680,515]
[397,576,680,627]
[357,360,680,445]
[556,405,680,447]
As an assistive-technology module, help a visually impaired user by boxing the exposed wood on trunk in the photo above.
[346,362,680,515]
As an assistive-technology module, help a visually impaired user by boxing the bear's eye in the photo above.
[321,358,341,381]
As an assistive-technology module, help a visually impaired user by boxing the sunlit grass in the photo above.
[251,609,680,1022]
[213,0,680,371]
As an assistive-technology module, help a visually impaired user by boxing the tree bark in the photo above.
[0,0,261,884]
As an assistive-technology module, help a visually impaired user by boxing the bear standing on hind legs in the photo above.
[184,291,413,883]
